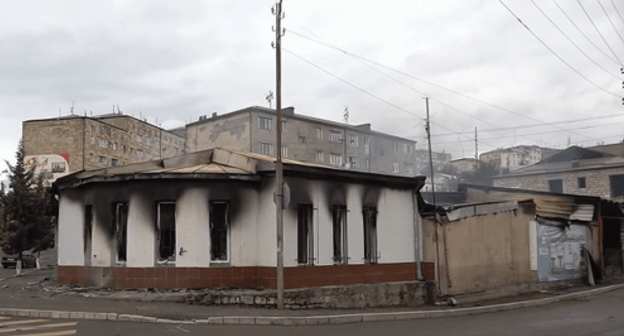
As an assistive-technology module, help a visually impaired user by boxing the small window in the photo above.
[548,179,563,193]
[363,206,378,264]
[258,116,273,130]
[98,156,108,165]
[349,156,358,168]
[98,139,108,149]
[329,130,342,143]
[610,175,624,198]
[157,202,176,263]
[111,159,119,167]
[257,142,274,155]
[210,202,229,262]
[281,120,287,133]
[136,149,144,159]
[348,134,358,146]
[364,137,370,155]
[281,146,288,158]
[298,136,306,144]
[393,142,399,152]
[297,203,314,265]
[316,127,323,139]
[113,202,129,263]
[316,150,324,163]
[329,153,342,166]
[332,205,348,264]
[403,144,413,155]
[404,163,414,174]
[577,177,586,189]
[364,158,370,169]
[393,162,400,173]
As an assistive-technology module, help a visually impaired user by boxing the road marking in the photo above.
[0,321,77,333]
[0,319,47,327]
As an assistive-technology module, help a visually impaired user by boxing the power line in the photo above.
[282,48,424,121]
[499,0,621,96]
[576,0,624,65]
[551,0,620,66]
[289,27,602,143]
[530,0,620,79]
[597,0,624,47]
[610,0,624,26]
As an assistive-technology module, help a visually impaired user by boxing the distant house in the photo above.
[480,145,559,173]
[493,146,624,200]
[53,148,426,291]
[447,157,480,174]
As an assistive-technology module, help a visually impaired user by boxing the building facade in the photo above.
[185,106,419,176]
[480,145,559,172]
[54,148,426,295]
[493,146,624,200]
[23,113,185,185]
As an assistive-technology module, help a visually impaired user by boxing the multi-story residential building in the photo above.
[22,112,185,185]
[414,149,452,175]
[479,145,559,172]
[185,106,418,176]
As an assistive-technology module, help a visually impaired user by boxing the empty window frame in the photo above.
[329,130,342,143]
[610,175,624,198]
[364,158,370,170]
[210,202,229,262]
[258,116,273,130]
[363,206,378,264]
[113,202,129,263]
[329,153,342,166]
[316,150,324,163]
[316,127,323,139]
[348,156,358,168]
[84,205,93,266]
[298,136,306,144]
[403,143,413,155]
[577,177,586,189]
[281,145,288,158]
[297,203,314,265]
[157,202,176,262]
[348,134,358,146]
[393,162,400,173]
[364,137,370,155]
[332,205,348,264]
[257,142,274,155]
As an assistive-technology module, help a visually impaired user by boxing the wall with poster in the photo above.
[535,222,587,282]
[24,154,70,186]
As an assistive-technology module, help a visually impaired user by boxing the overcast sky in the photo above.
[1,0,623,173]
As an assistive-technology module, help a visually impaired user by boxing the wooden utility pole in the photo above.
[425,97,436,206]
[273,0,285,310]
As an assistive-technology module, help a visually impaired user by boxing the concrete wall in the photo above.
[185,113,252,153]
[23,118,85,172]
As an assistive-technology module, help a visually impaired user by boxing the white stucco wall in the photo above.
[176,187,210,267]
[57,189,85,266]
[126,191,156,267]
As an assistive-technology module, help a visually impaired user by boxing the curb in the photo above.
[1,283,623,326]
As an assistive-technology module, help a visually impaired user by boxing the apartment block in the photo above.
[185,106,418,176]
[23,113,185,185]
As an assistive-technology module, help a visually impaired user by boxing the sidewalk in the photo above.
[0,267,623,326]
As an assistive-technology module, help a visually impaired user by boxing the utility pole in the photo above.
[475,127,479,169]
[272,0,285,310]
[424,97,436,206]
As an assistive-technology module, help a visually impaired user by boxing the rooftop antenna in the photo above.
[59,108,62,117]
[70,101,74,115]
[266,91,274,109]
[343,106,349,124]
[117,104,121,115]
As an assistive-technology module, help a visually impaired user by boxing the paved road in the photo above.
[47,287,624,335]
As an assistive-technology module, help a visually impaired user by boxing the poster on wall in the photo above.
[24,154,70,186]
[536,223,586,282]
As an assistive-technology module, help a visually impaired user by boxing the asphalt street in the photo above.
[4,287,615,336]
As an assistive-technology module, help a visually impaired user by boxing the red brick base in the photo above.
[57,263,419,289]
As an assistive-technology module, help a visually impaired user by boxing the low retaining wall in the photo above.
[186,281,427,309]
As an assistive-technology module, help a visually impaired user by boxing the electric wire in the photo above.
[610,0,624,26]
[551,0,620,66]
[289,27,602,143]
[576,0,624,65]
[499,0,621,96]
[597,0,624,47]
[530,0,620,79]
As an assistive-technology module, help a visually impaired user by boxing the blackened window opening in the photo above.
[114,203,128,263]
[332,205,348,264]
[210,202,229,261]
[157,202,176,262]
[84,205,92,266]
[363,206,378,264]
[297,203,314,265]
